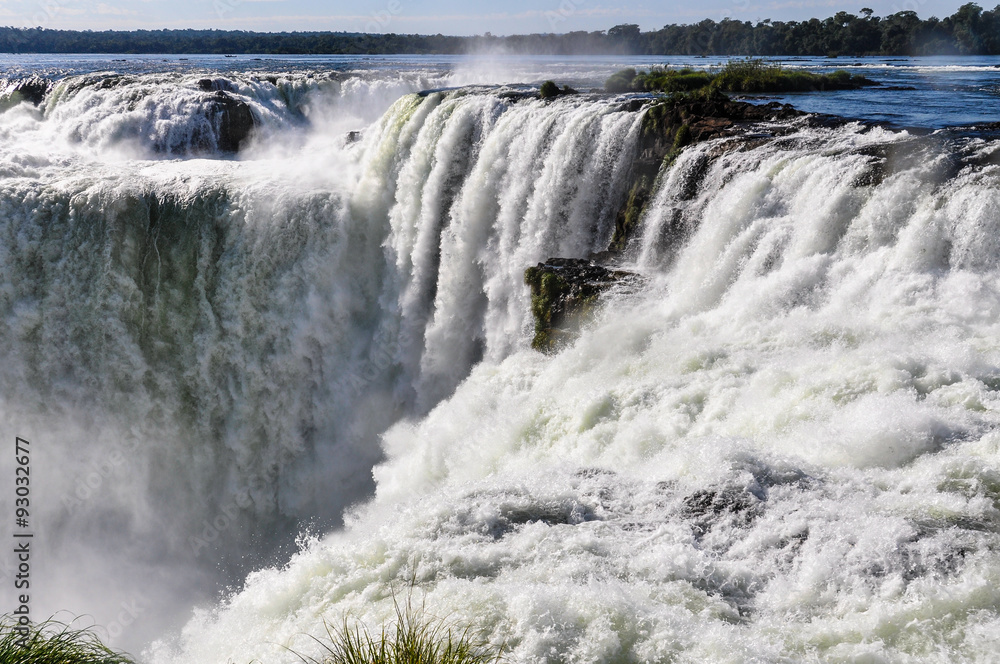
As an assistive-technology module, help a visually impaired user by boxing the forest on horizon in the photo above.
[2,3,999,56]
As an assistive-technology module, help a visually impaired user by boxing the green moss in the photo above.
[672,123,691,151]
[606,58,878,95]
[539,80,560,98]
[610,176,653,252]
[641,101,669,138]
[525,267,576,352]
[525,268,571,351]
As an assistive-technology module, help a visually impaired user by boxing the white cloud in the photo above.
[95,2,138,15]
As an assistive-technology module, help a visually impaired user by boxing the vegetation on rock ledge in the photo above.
[539,80,579,98]
[525,260,639,352]
[606,58,879,94]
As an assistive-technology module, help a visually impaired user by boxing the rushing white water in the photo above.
[148,118,1000,662]
[0,74,643,651]
[3,62,1000,662]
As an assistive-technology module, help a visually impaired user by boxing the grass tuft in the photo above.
[295,595,502,664]
[0,616,135,664]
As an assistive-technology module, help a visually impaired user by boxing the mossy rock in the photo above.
[539,81,579,99]
[525,259,639,352]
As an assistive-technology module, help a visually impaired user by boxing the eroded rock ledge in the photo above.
[524,258,642,352]
[525,96,816,353]
[610,95,809,252]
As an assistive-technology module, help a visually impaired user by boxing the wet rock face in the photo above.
[609,96,810,253]
[7,76,51,106]
[639,96,805,165]
[207,90,257,152]
[525,97,819,354]
[198,78,239,93]
[524,258,641,352]
[682,488,762,536]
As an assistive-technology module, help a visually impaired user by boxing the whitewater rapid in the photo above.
[0,71,645,651]
[2,63,1000,663]
[156,116,1000,662]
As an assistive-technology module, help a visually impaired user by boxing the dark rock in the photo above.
[207,90,257,153]
[197,78,237,92]
[539,80,579,98]
[95,75,130,90]
[682,488,762,536]
[497,89,537,102]
[842,134,968,188]
[608,95,812,253]
[482,502,597,540]
[524,258,641,352]
[8,76,51,106]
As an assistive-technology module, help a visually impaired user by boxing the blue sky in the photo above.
[2,0,980,34]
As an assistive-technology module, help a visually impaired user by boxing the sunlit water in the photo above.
[0,54,998,662]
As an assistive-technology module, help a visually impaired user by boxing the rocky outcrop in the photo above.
[198,78,238,93]
[207,91,257,153]
[539,81,578,98]
[525,95,821,353]
[610,95,808,252]
[524,258,641,352]
[3,76,51,106]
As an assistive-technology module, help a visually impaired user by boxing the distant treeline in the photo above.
[3,3,999,56]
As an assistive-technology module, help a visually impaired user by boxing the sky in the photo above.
[0,0,981,34]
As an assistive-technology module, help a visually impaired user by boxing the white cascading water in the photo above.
[149,118,1000,662]
[32,70,458,155]
[0,75,645,652]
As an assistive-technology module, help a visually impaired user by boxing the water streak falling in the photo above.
[155,119,1000,664]
[0,79,642,652]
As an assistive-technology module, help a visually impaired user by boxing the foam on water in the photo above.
[152,119,1000,663]
[3,61,1000,661]
[0,81,641,651]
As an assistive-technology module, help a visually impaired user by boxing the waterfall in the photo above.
[0,81,644,650]
[152,117,1000,664]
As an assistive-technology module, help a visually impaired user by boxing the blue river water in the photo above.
[2,53,998,128]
